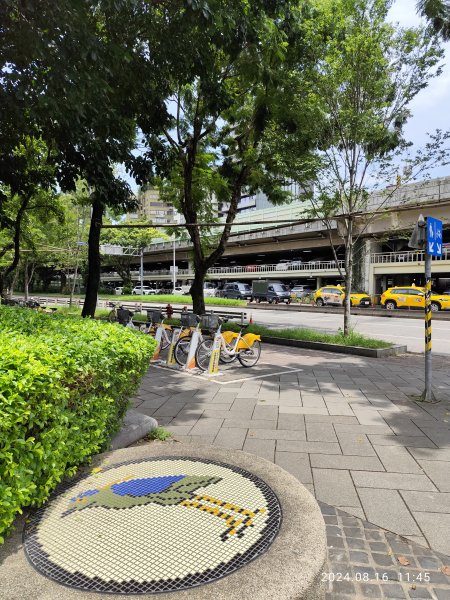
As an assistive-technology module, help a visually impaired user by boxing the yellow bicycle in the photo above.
[195,317,261,370]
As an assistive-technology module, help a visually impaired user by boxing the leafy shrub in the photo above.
[0,306,156,542]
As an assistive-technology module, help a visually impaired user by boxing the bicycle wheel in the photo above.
[237,340,261,368]
[195,338,214,371]
[108,309,117,322]
[174,336,191,366]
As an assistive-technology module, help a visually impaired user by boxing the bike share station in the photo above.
[146,309,263,380]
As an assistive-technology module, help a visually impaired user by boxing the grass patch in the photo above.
[26,292,247,307]
[219,322,392,349]
[110,294,247,307]
[147,427,172,441]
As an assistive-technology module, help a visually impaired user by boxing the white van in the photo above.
[204,282,217,297]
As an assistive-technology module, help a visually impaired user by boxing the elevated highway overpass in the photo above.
[101,176,450,294]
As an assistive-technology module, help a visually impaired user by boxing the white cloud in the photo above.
[389,0,450,176]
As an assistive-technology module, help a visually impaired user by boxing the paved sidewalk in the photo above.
[134,345,450,556]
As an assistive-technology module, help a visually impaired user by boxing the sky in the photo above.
[120,0,450,191]
[388,0,450,176]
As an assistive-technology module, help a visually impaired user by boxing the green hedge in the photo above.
[0,306,156,542]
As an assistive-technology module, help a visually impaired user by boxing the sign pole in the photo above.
[408,214,441,403]
[422,244,435,402]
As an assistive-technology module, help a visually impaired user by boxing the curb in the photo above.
[261,336,407,358]
[110,409,158,450]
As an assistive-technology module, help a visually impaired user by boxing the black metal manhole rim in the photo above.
[23,456,283,595]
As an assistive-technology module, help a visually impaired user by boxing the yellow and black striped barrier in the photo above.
[425,278,432,353]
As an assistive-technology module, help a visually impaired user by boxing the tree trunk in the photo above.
[60,271,67,294]
[82,197,103,318]
[24,257,29,300]
[10,264,20,297]
[343,219,354,336]
[190,266,207,315]
[70,254,79,307]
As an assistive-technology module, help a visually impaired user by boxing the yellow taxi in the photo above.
[314,286,371,307]
[380,287,450,312]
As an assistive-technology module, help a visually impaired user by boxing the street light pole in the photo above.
[172,234,176,292]
[140,249,144,295]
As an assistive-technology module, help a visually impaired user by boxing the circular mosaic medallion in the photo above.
[24,457,282,594]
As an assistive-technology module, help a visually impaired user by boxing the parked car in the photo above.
[132,286,155,295]
[221,282,253,300]
[252,280,291,304]
[204,282,217,297]
[307,259,324,267]
[289,260,303,270]
[380,287,450,312]
[275,260,291,271]
[314,286,371,307]
[290,285,313,299]
[162,285,191,295]
[114,287,124,295]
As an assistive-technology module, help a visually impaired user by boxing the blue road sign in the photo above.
[427,217,443,257]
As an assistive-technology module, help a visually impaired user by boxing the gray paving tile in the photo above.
[165,424,192,436]
[334,423,393,435]
[189,417,223,436]
[222,418,275,430]
[138,397,169,409]
[174,434,216,445]
[352,471,437,491]
[152,403,184,417]
[304,415,358,424]
[275,451,313,484]
[192,409,229,420]
[278,406,329,415]
[252,405,278,420]
[302,396,327,409]
[419,427,450,448]
[374,446,423,474]
[247,428,306,441]
[416,460,450,492]
[243,438,275,462]
[369,435,437,448]
[357,489,422,536]
[412,512,450,556]
[384,416,427,437]
[277,440,341,454]
[213,428,247,450]
[310,454,384,471]
[325,402,355,416]
[400,491,450,513]
[313,468,361,507]
[408,447,450,461]
[306,422,338,443]
[277,413,305,430]
[336,432,376,456]
[353,409,388,426]
[184,402,233,412]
